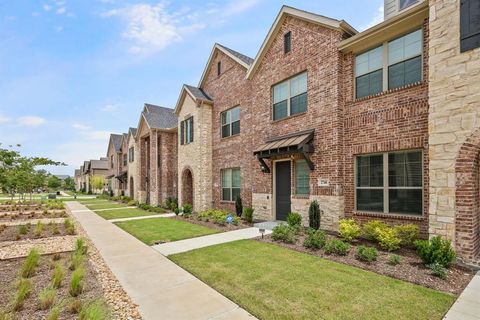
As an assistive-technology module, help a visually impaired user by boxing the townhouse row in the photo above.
[75,0,480,265]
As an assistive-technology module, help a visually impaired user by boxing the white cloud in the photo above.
[50,140,108,170]
[223,0,260,17]
[56,7,66,15]
[43,4,52,12]
[72,123,90,131]
[0,115,11,124]
[362,5,384,30]
[17,116,46,127]
[100,104,119,112]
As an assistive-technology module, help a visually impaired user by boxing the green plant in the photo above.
[362,220,388,241]
[324,239,351,255]
[427,262,448,279]
[75,238,88,255]
[79,300,109,320]
[68,299,82,314]
[21,248,40,277]
[52,263,64,288]
[356,245,378,262]
[69,252,84,271]
[69,267,85,297]
[388,254,402,266]
[308,200,321,230]
[38,286,56,310]
[287,212,302,229]
[235,196,243,217]
[394,224,420,247]
[18,224,28,235]
[51,223,59,235]
[338,219,361,242]
[64,219,75,235]
[271,224,297,244]
[35,221,44,236]
[415,236,456,268]
[303,229,326,249]
[377,227,401,251]
[127,200,137,206]
[48,305,61,320]
[183,203,192,215]
[13,278,31,311]
[0,310,13,320]
[243,207,254,223]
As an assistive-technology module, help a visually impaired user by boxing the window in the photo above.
[355,46,383,99]
[110,155,114,169]
[221,106,240,138]
[128,147,134,162]
[388,29,422,90]
[180,117,194,145]
[221,168,240,201]
[284,31,291,53]
[460,0,480,52]
[399,0,419,11]
[217,61,221,76]
[355,150,423,215]
[123,154,127,166]
[273,72,307,120]
[295,159,310,195]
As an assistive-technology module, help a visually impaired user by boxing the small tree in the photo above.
[47,175,62,191]
[235,196,243,217]
[64,177,75,191]
[308,200,321,230]
[90,175,106,194]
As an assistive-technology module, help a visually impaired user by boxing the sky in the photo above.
[0,0,384,176]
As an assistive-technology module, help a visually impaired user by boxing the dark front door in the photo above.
[275,161,291,221]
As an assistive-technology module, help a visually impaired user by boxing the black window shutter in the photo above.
[180,121,184,145]
[461,0,480,52]
[284,31,291,53]
[190,117,194,142]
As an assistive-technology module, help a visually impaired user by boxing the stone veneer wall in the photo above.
[428,0,480,262]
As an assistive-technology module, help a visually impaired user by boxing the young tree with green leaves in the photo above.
[90,175,106,194]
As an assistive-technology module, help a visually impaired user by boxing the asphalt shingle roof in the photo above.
[129,127,137,136]
[110,134,123,153]
[90,159,109,170]
[184,85,213,102]
[143,104,177,129]
[217,43,254,66]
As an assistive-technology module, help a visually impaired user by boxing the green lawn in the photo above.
[95,207,159,220]
[170,240,456,320]
[85,202,127,210]
[114,217,219,245]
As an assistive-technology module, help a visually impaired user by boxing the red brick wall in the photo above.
[157,130,178,203]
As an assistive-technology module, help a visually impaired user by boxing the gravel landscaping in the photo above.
[0,221,74,242]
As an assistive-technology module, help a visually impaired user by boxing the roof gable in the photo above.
[107,133,123,156]
[174,84,213,115]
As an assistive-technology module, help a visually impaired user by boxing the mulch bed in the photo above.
[0,252,103,319]
[0,223,73,242]
[0,210,67,222]
[173,215,253,232]
[258,233,474,295]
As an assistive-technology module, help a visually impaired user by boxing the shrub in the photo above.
[394,224,420,247]
[68,299,82,314]
[183,203,192,215]
[38,287,56,310]
[415,236,456,268]
[235,197,243,217]
[303,229,326,249]
[287,212,302,229]
[362,220,388,241]
[356,245,378,263]
[388,254,402,266]
[324,239,351,256]
[69,252,84,271]
[35,221,44,236]
[79,300,109,320]
[13,278,31,311]
[148,206,166,214]
[47,305,61,320]
[52,263,64,288]
[243,207,254,223]
[338,219,361,242]
[69,267,85,297]
[18,224,28,235]
[51,223,59,235]
[75,238,88,255]
[376,227,401,251]
[127,200,137,206]
[271,224,297,244]
[21,248,40,278]
[138,203,151,211]
[308,200,321,230]
[164,197,178,211]
[427,262,448,279]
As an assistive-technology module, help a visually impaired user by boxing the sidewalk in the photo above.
[153,227,272,256]
[66,201,255,320]
[444,271,480,320]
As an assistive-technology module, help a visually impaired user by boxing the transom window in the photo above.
[180,117,194,145]
[221,168,240,201]
[295,159,310,195]
[399,0,419,11]
[355,29,422,99]
[221,106,240,138]
[273,72,307,121]
[356,150,423,215]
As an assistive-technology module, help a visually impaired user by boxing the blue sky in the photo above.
[0,0,384,175]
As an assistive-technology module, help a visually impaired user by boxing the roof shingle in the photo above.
[143,104,177,129]
[217,43,254,66]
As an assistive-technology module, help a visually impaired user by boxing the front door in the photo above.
[275,161,291,221]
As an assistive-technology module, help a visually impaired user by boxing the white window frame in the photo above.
[398,0,420,12]
[272,72,307,120]
[221,168,240,202]
[294,159,310,195]
[221,106,240,138]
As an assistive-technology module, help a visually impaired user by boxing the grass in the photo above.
[13,278,32,311]
[79,300,109,320]
[114,217,219,245]
[85,202,127,210]
[21,248,40,278]
[38,287,57,310]
[51,263,64,289]
[170,240,456,320]
[69,267,85,297]
[94,207,159,220]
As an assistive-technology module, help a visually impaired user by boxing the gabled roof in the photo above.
[198,43,254,87]
[128,127,137,137]
[90,159,109,170]
[106,133,123,156]
[141,104,177,130]
[174,84,213,115]
[82,161,90,173]
[74,169,80,177]
[246,5,357,79]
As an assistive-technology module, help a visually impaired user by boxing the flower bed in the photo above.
[174,208,253,232]
[0,219,75,242]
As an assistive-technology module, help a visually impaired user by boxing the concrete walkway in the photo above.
[153,227,272,256]
[65,201,255,320]
[109,213,176,223]
[444,271,480,320]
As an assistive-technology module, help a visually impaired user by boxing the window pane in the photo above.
[231,121,240,135]
[232,169,241,188]
[295,160,310,195]
[356,189,384,212]
[232,188,240,201]
[389,151,422,187]
[388,56,421,90]
[356,46,383,76]
[355,74,370,99]
[222,169,231,188]
[221,112,228,125]
[356,69,382,99]
[389,189,422,215]
[231,107,240,122]
[400,0,419,10]
[291,92,307,115]
[222,188,231,201]
[388,29,422,65]
[273,101,288,120]
[222,124,230,138]
[273,82,288,103]
[290,73,307,96]
[357,155,383,187]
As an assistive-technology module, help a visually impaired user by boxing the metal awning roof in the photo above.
[115,171,128,181]
[105,174,114,179]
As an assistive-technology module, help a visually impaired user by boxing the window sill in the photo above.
[220,133,240,141]
[353,80,426,103]
[353,210,424,221]
[292,194,310,199]
[220,200,235,204]
[271,111,307,124]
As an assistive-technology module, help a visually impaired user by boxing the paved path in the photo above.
[444,271,480,320]
[65,201,255,320]
[153,227,272,256]
[109,213,176,223]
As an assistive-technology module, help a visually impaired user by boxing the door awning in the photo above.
[115,171,128,182]
[253,129,314,173]
[105,174,114,179]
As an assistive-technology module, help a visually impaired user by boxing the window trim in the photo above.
[220,106,241,138]
[123,154,127,167]
[398,0,420,12]
[354,149,424,216]
[294,159,310,196]
[272,71,308,121]
[180,117,194,145]
[284,31,291,54]
[221,168,241,202]
[128,147,134,163]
